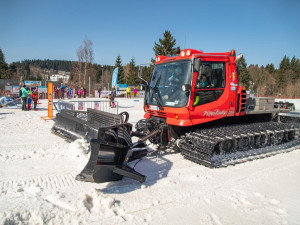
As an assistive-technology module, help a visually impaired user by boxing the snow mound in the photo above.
[68,139,90,171]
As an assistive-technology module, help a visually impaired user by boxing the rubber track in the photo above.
[179,122,300,167]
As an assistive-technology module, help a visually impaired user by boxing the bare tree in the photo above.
[77,45,83,87]
[71,37,94,92]
[83,36,94,88]
[71,45,84,87]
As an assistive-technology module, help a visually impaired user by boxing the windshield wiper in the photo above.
[149,75,164,110]
[151,86,164,110]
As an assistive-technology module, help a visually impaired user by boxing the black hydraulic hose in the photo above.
[133,159,143,169]
[139,129,162,143]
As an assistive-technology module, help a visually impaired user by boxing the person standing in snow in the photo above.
[67,86,72,99]
[77,88,82,98]
[83,88,87,98]
[27,95,32,110]
[60,83,66,99]
[126,86,131,98]
[32,89,39,111]
[110,86,116,108]
[21,85,29,111]
[54,86,58,99]
[98,86,102,98]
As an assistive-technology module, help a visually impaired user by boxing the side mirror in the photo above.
[138,66,142,78]
[193,58,201,73]
[138,66,148,85]
[235,54,243,63]
[182,84,191,92]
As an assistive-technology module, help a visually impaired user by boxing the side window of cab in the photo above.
[193,62,226,107]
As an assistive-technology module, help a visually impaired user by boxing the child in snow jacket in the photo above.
[27,97,32,110]
[32,90,38,110]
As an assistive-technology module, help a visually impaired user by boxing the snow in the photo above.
[0,98,300,225]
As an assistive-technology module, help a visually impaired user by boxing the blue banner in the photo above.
[112,68,118,89]
[24,80,42,86]
[118,84,127,90]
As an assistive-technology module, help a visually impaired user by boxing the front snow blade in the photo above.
[52,108,126,142]
[52,108,146,183]
[51,109,89,142]
[76,124,146,183]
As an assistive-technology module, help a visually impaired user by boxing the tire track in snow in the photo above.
[0,141,64,148]
[0,172,81,195]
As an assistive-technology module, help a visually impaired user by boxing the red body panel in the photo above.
[145,49,243,127]
[145,106,193,126]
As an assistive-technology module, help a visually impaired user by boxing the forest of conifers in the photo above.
[0,48,299,97]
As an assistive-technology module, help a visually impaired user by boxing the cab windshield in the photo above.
[146,60,192,108]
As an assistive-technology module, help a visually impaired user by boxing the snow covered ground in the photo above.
[0,98,300,225]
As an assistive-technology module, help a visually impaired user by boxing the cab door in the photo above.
[189,61,231,125]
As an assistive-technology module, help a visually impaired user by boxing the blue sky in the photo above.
[0,0,299,68]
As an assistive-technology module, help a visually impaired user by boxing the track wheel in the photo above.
[248,136,255,149]
[241,137,250,150]
[283,131,289,142]
[276,132,284,144]
[255,135,267,148]
[223,139,234,153]
[288,131,295,140]
[269,133,276,145]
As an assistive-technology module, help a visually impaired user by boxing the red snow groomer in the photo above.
[52,49,300,183]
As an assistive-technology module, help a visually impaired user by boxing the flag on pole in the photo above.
[112,68,118,89]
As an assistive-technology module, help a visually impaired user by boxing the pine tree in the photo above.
[0,48,8,79]
[115,55,125,84]
[276,72,285,90]
[237,56,250,88]
[265,63,275,74]
[290,56,300,80]
[279,55,290,72]
[95,69,102,83]
[153,30,179,56]
[277,56,290,89]
[290,56,297,71]
[127,57,138,85]
[21,62,30,80]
